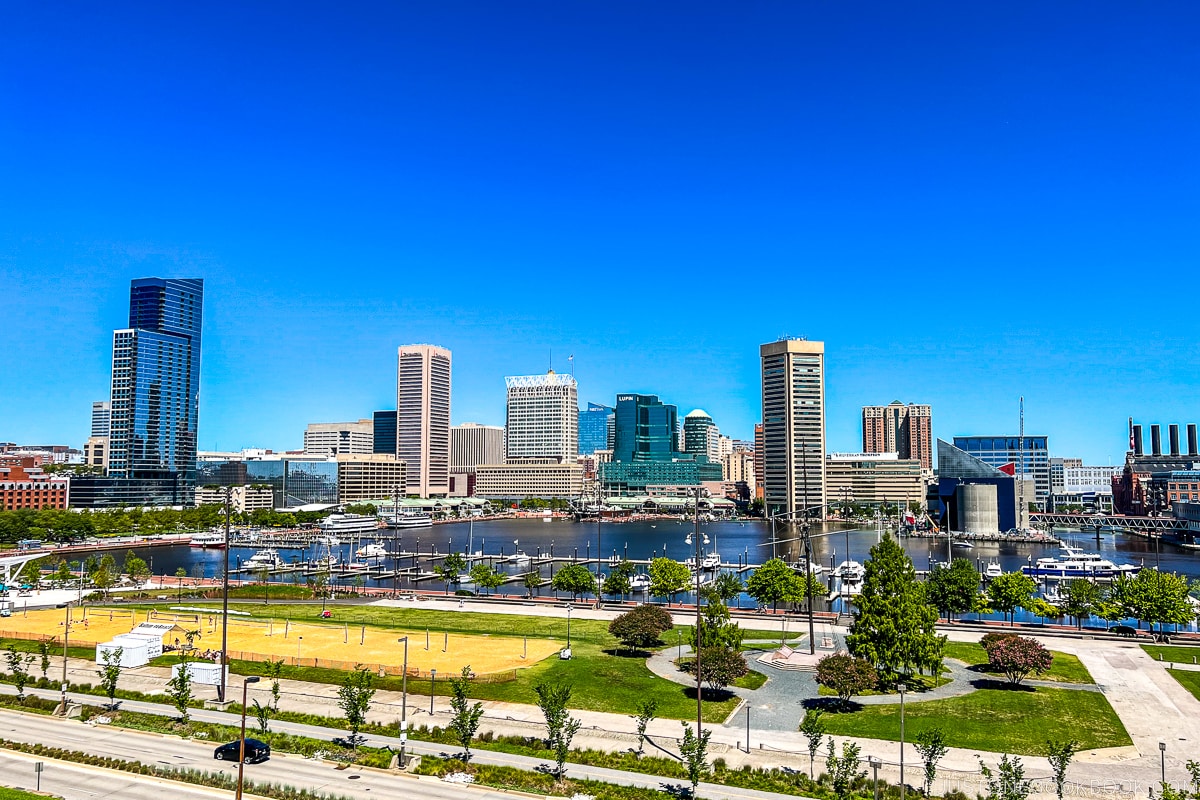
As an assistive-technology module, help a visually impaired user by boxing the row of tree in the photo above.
[0,505,336,543]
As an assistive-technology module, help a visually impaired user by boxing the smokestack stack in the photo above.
[1151,424,1162,457]
[1169,424,1181,456]
[1133,424,1144,456]
[1189,424,1198,458]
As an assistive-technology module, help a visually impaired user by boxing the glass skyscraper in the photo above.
[107,277,203,502]
[578,402,614,455]
[613,394,680,463]
[952,435,1050,501]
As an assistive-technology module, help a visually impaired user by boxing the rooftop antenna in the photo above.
[549,347,553,373]
[568,354,574,377]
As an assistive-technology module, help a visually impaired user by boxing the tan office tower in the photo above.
[760,339,826,518]
[397,344,452,497]
[862,402,932,470]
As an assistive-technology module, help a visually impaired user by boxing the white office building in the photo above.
[452,423,506,470]
[303,419,374,455]
[504,371,578,463]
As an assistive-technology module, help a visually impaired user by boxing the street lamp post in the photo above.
[430,669,437,715]
[296,636,302,661]
[899,683,907,800]
[565,603,573,653]
[235,676,261,800]
[595,480,603,609]
[869,756,881,800]
[397,637,409,767]
[686,486,708,738]
[1160,741,1167,785]
[219,486,233,703]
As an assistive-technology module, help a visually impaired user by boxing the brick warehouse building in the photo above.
[0,457,69,510]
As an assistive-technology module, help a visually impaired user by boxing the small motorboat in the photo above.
[355,542,388,559]
[984,562,1003,579]
[630,573,651,592]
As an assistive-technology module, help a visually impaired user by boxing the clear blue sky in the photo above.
[2,2,1197,462]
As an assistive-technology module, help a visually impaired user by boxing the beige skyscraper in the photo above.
[397,344,451,497]
[760,339,826,518]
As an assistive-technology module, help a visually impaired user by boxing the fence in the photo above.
[218,648,519,683]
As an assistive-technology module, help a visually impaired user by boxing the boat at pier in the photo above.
[246,548,283,569]
[190,531,225,548]
[355,542,388,559]
[318,514,380,537]
[388,513,433,529]
[1021,547,1140,579]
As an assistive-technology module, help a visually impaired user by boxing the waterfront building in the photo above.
[613,394,679,463]
[578,402,614,455]
[106,277,203,506]
[372,410,396,455]
[753,423,764,500]
[953,435,1050,504]
[862,402,932,470]
[505,372,578,462]
[397,344,452,497]
[194,484,275,513]
[682,409,721,464]
[1114,419,1200,515]
[452,423,505,469]
[599,458,723,496]
[474,458,584,499]
[760,339,826,518]
[0,458,68,510]
[303,419,374,456]
[935,439,1028,533]
[335,454,407,503]
[196,454,339,508]
[825,452,923,509]
[91,401,111,437]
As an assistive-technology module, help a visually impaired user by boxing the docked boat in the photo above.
[388,512,433,529]
[355,542,388,559]
[984,561,1003,579]
[701,553,721,570]
[952,540,974,549]
[315,535,340,546]
[246,548,283,569]
[630,573,651,592]
[835,560,865,583]
[318,514,380,537]
[190,531,226,548]
[1020,548,1141,579]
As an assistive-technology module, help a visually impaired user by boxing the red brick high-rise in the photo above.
[862,402,932,471]
[0,458,68,510]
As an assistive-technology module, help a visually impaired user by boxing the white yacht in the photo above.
[1021,548,1140,579]
[246,548,283,569]
[835,560,865,583]
[315,534,340,546]
[318,514,380,537]
[984,561,1003,579]
[388,512,433,529]
[190,531,226,548]
[701,553,721,570]
[630,573,651,592]
[355,542,388,559]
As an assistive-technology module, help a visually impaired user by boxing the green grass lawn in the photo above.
[820,686,1129,755]
[126,601,742,722]
[0,788,54,800]
[943,641,1094,683]
[1166,669,1200,702]
[1142,644,1200,665]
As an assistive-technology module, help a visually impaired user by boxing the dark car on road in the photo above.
[214,738,271,763]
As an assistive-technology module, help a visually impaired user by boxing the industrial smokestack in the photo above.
[1133,424,1144,456]
[1169,424,1181,456]
[1189,424,1198,458]
[1151,424,1162,457]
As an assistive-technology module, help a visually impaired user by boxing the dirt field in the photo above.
[3,607,560,675]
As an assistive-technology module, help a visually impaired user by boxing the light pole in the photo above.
[430,669,437,715]
[218,486,233,703]
[899,682,907,800]
[1160,741,1167,785]
[235,676,261,800]
[595,480,604,609]
[565,603,573,653]
[397,637,409,767]
[869,756,881,800]
[686,486,708,738]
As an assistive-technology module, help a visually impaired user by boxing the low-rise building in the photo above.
[336,454,407,503]
[474,458,583,499]
[1,458,69,510]
[83,436,109,472]
[825,452,924,510]
[195,485,276,513]
[303,420,375,456]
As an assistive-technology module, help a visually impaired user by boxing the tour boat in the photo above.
[318,514,380,536]
[246,548,283,569]
[388,513,433,529]
[190,531,226,548]
[1020,548,1140,579]
[355,542,388,559]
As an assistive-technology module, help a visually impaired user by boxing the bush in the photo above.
[815,654,878,705]
[982,635,1052,686]
[980,632,1020,651]
[608,604,674,652]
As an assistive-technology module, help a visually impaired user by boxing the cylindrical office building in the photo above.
[957,483,999,535]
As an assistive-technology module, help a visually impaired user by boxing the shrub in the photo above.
[982,635,1053,687]
[608,604,674,652]
[815,653,878,705]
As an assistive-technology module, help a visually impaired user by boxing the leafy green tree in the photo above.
[825,738,864,800]
[4,647,34,698]
[1059,580,1100,629]
[343,503,378,517]
[603,560,636,598]
[648,557,691,603]
[847,535,944,681]
[55,560,74,585]
[123,552,151,585]
[167,655,194,724]
[534,682,580,778]
[925,559,980,620]
[252,698,271,734]
[800,709,826,777]
[746,558,795,612]
[522,571,542,598]
[36,638,54,679]
[679,722,713,796]
[175,567,188,599]
[979,754,1032,800]
[551,563,596,600]
[1149,760,1200,800]
[987,572,1038,626]
[915,727,949,796]
[1045,739,1079,800]
[815,653,878,706]
[97,646,124,708]
[468,563,504,596]
[681,646,749,695]
[633,698,658,755]
[784,569,824,612]
[1115,569,1194,634]
[437,552,467,592]
[336,666,376,750]
[264,658,285,710]
[688,599,744,650]
[704,572,745,605]
[609,604,674,653]
[448,666,485,762]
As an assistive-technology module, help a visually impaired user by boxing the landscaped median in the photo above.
[942,641,1094,683]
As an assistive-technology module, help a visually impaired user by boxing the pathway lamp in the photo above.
[430,669,436,715]
[397,637,409,765]
[1160,741,1167,785]
[235,676,260,800]
[898,682,907,800]
[869,756,882,800]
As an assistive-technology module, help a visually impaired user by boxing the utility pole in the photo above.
[693,485,703,735]
[218,485,232,703]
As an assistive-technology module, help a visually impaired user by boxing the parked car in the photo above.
[214,738,271,763]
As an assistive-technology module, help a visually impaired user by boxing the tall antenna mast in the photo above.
[1018,396,1025,529]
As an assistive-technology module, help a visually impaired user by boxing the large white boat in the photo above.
[1021,547,1140,579]
[835,560,865,583]
[246,548,283,569]
[630,573,651,592]
[387,513,433,529]
[355,542,388,559]
[318,514,380,537]
[984,561,1003,579]
[190,531,226,548]
[701,553,721,570]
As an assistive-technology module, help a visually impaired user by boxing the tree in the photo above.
[705,572,745,605]
[337,666,376,749]
[522,570,542,598]
[4,647,34,699]
[800,709,826,778]
[256,564,271,603]
[987,572,1037,626]
[815,653,878,706]
[1059,580,1100,629]
[264,658,285,711]
[784,569,824,613]
[679,722,712,797]
[603,560,636,598]
[633,698,658,755]
[925,559,981,620]
[252,698,271,734]
[437,552,467,593]
[979,754,1032,800]
[175,567,188,599]
[609,604,674,653]
[688,599,744,651]
[123,552,151,586]
[681,646,749,694]
[983,635,1053,686]
[847,535,944,681]
[1116,569,1193,634]
[648,557,691,603]
[915,727,948,796]
[534,682,580,778]
[1045,739,1079,800]
[97,646,124,709]
[825,738,864,800]
[551,563,596,601]
[1150,760,1200,800]
[448,666,485,761]
[167,654,194,724]
[469,563,504,596]
[746,558,795,612]
[37,638,54,679]
[55,559,74,585]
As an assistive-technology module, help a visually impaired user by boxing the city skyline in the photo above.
[2,4,1198,463]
